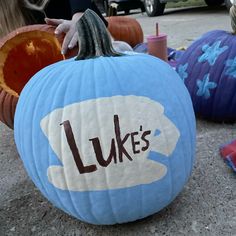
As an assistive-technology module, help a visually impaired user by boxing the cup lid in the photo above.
[147,33,167,41]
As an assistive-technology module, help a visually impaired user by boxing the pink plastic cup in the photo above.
[147,33,168,61]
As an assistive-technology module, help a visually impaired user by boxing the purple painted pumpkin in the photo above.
[176,5,236,122]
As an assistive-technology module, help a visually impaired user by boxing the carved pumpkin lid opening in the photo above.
[0,30,64,97]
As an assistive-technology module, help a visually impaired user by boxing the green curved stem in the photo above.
[75,9,122,60]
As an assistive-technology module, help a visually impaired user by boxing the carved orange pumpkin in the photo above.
[106,16,143,48]
[0,24,76,129]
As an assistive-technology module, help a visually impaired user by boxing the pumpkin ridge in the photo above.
[0,88,15,128]
[8,92,15,127]
[0,88,8,125]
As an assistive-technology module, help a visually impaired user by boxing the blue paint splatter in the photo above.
[198,41,228,66]
[154,129,161,136]
[196,74,217,99]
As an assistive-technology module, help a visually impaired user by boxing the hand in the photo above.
[45,12,83,55]
[231,0,236,5]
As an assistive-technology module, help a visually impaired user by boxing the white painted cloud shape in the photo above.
[40,95,180,191]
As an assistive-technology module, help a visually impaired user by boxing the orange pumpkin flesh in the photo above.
[1,31,64,96]
[0,25,70,129]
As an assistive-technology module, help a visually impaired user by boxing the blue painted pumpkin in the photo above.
[14,10,196,225]
[176,6,236,122]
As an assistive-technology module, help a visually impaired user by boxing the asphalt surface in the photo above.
[0,5,236,236]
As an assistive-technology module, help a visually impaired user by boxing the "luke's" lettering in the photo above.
[61,115,151,174]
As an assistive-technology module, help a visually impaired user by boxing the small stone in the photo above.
[191,221,198,233]
[150,226,156,234]
[10,227,15,232]
[31,226,36,232]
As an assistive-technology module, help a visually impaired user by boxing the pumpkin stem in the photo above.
[75,9,122,60]
[230,4,236,34]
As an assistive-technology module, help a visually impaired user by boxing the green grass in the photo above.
[166,0,206,8]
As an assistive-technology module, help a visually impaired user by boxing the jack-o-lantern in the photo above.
[0,24,76,129]
[14,10,196,225]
